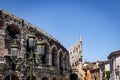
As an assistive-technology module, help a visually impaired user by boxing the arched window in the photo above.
[52,48,57,67]
[39,39,50,66]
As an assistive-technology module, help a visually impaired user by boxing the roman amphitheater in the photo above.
[0,10,70,80]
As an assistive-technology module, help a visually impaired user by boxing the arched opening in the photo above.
[5,24,21,38]
[5,25,21,70]
[53,78,57,80]
[52,48,57,67]
[70,73,78,80]
[41,42,49,65]
[5,24,21,51]
[60,78,63,80]
[42,77,48,80]
[26,76,36,80]
[59,52,63,74]
[5,74,19,80]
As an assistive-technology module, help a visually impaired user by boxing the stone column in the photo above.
[99,69,103,80]
[62,56,65,71]
[0,30,5,49]
[67,56,69,71]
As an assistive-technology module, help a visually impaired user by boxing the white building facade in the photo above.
[69,37,83,80]
[108,50,120,80]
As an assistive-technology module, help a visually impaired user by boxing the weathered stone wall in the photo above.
[0,10,70,80]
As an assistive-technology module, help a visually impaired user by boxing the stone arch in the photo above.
[58,49,63,54]
[41,76,49,80]
[5,24,21,38]
[44,40,50,48]
[65,50,69,55]
[50,44,58,67]
[53,77,57,80]
[26,76,37,80]
[70,73,78,80]
[26,73,38,80]
[5,24,21,51]
[50,44,57,50]
[41,40,50,65]
[3,73,19,80]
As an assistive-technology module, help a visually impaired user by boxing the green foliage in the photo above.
[106,71,110,79]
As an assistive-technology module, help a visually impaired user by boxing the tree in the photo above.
[106,71,110,80]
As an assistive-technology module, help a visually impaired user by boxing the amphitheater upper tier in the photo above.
[0,10,70,80]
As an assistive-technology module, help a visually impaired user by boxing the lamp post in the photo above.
[115,65,120,80]
[10,34,45,80]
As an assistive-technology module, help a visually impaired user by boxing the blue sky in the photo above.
[0,0,120,62]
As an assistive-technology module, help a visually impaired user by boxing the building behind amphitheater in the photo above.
[69,37,83,80]
[0,10,71,80]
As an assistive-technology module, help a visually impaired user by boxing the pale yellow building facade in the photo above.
[69,37,83,80]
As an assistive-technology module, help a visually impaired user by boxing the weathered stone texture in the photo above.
[0,10,70,80]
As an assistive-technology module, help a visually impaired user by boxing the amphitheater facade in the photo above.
[0,10,70,80]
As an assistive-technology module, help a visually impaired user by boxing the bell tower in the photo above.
[69,36,83,80]
[69,36,82,69]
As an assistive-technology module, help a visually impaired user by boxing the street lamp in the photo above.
[10,34,45,80]
[115,65,120,80]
